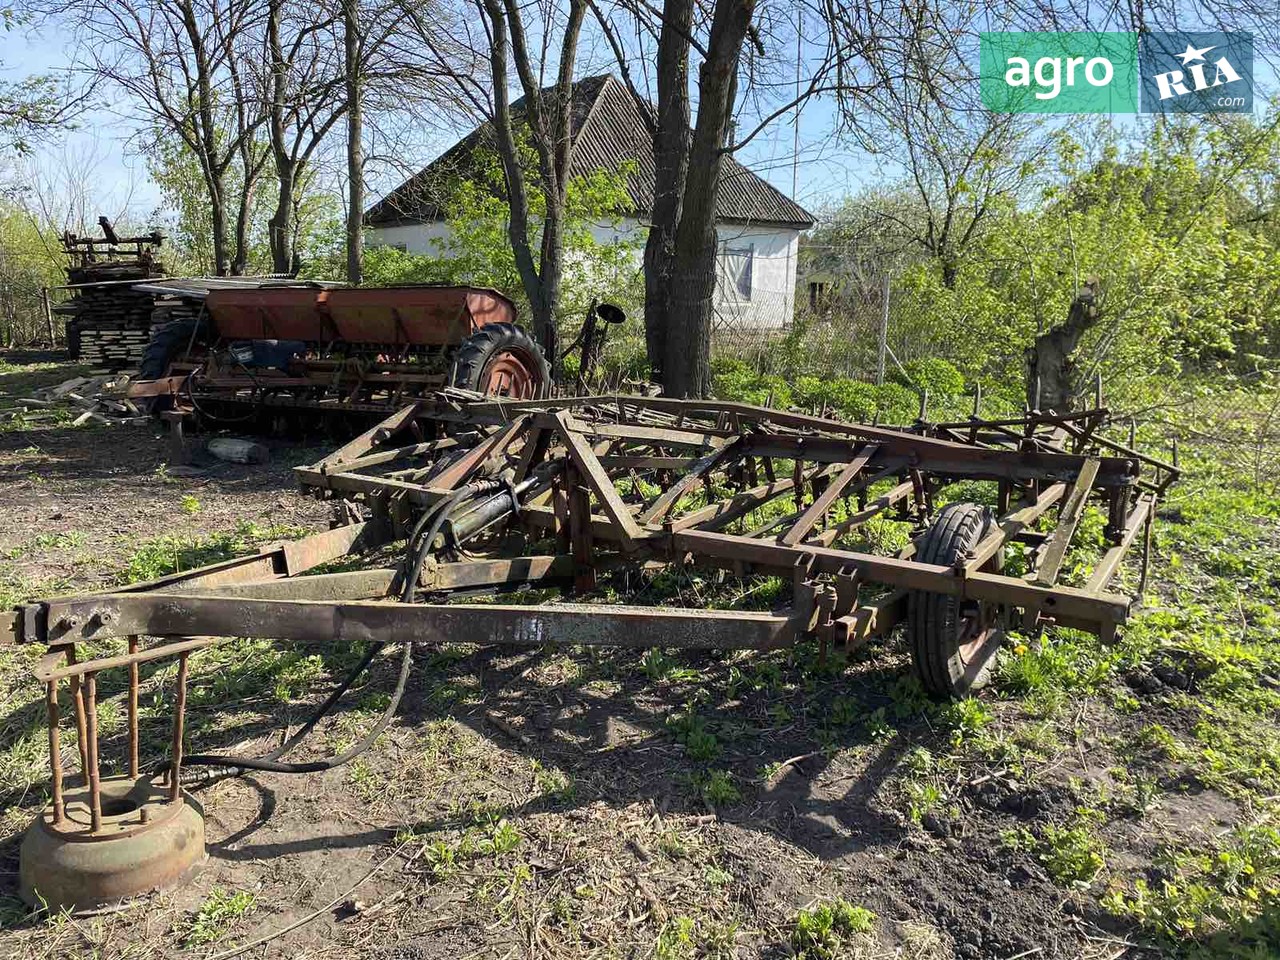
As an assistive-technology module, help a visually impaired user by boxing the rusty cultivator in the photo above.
[6,393,1177,911]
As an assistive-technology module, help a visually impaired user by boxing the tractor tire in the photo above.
[908,502,1006,699]
[451,322,550,399]
[139,318,203,380]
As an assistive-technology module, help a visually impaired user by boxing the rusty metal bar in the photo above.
[67,646,89,776]
[966,483,1068,572]
[1086,495,1154,595]
[85,671,102,832]
[638,437,738,524]
[32,597,799,654]
[36,636,221,683]
[1034,458,1100,586]
[127,635,139,779]
[782,444,879,546]
[46,679,64,825]
[171,652,189,803]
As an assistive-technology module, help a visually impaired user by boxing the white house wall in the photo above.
[368,217,799,329]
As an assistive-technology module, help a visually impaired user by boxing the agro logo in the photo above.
[1139,32,1253,113]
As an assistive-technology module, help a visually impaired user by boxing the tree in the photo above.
[871,107,1044,288]
[259,0,346,275]
[343,0,363,283]
[411,0,587,351]
[591,0,962,396]
[364,147,641,320]
[59,0,269,275]
[0,12,87,155]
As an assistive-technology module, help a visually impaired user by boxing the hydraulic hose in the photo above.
[174,482,501,777]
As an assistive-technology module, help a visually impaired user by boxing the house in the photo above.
[364,75,815,329]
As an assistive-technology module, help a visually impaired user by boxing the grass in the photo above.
[181,888,256,946]
[0,362,1277,958]
[791,899,876,959]
[123,520,308,583]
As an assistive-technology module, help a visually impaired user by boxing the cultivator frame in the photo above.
[6,393,1178,911]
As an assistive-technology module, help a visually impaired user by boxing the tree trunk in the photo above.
[642,0,693,381]
[231,175,256,275]
[209,180,230,277]
[1026,281,1099,412]
[343,0,364,285]
[267,0,292,276]
[660,0,755,398]
[269,163,295,275]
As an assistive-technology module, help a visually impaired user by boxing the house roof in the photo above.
[364,74,815,231]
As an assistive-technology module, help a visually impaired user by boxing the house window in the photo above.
[718,244,754,301]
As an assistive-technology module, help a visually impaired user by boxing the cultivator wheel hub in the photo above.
[20,775,205,913]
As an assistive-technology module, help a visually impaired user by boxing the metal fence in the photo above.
[709,272,1280,492]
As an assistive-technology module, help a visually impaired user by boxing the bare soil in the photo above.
[0,355,1266,960]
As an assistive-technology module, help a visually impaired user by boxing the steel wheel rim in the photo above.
[482,349,541,399]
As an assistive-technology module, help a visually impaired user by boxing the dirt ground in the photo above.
[0,355,1276,960]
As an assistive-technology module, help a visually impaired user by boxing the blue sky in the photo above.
[6,18,1272,233]
[4,18,871,228]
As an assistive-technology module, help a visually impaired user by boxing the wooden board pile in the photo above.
[61,259,168,372]
[150,296,203,335]
[62,286,161,371]
[0,373,148,428]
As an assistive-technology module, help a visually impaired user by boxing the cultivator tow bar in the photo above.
[5,394,1177,911]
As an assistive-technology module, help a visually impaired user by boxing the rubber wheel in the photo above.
[908,502,1006,698]
[451,322,550,399]
[139,319,202,380]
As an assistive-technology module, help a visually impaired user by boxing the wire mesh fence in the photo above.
[709,270,1280,492]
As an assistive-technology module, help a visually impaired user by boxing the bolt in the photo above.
[56,615,80,631]
[96,610,116,626]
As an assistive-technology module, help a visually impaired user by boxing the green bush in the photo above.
[891,357,966,397]
[712,363,793,408]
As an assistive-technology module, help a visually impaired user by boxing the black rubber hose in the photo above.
[181,640,412,774]
[171,482,498,777]
[180,639,387,773]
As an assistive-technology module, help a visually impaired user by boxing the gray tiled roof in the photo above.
[365,75,815,230]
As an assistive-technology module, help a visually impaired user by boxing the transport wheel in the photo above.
[908,502,1006,699]
[452,322,550,399]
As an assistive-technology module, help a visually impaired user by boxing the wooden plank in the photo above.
[1034,457,1100,586]
[780,443,879,546]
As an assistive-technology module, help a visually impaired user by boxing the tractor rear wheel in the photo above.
[452,323,550,399]
[139,319,202,380]
[908,502,1006,698]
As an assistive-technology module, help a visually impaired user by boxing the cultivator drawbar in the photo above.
[5,393,1177,911]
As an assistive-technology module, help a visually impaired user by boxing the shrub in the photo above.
[891,357,966,397]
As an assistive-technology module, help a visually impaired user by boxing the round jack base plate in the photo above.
[20,775,206,914]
